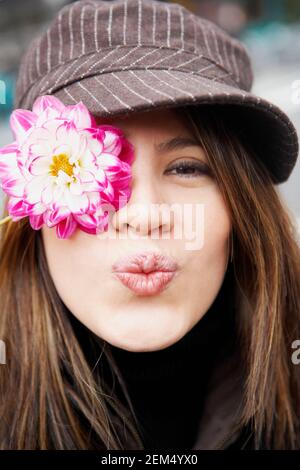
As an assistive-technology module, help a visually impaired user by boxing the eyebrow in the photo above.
[124,134,202,153]
[154,136,202,153]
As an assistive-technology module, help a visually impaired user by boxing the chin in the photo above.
[103,325,186,353]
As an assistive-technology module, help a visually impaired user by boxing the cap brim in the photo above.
[52,69,299,185]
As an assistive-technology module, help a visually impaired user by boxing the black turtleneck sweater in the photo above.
[104,264,236,449]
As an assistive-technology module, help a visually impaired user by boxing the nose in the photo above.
[111,179,174,238]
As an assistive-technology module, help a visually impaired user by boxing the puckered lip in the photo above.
[111,251,178,274]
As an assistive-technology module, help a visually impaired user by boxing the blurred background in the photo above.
[0,0,299,227]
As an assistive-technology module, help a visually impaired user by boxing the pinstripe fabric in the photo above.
[14,0,299,185]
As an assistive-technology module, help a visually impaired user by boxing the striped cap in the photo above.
[14,0,299,184]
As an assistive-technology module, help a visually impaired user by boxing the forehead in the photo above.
[95,107,192,138]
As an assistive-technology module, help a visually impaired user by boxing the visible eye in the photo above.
[164,159,212,179]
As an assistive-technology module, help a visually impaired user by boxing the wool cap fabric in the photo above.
[14,0,299,184]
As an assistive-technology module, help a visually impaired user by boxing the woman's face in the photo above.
[41,107,231,352]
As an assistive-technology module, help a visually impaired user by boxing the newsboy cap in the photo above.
[14,0,299,184]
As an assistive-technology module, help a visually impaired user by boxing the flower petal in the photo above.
[78,169,95,183]
[20,127,53,160]
[78,147,97,169]
[29,141,53,159]
[102,128,122,155]
[86,135,103,157]
[52,143,71,157]
[60,102,92,129]
[43,205,71,226]
[29,155,52,176]
[41,181,56,205]
[32,95,65,116]
[2,177,26,198]
[119,137,135,165]
[10,109,37,144]
[7,197,29,218]
[55,215,78,239]
[0,142,19,156]
[65,191,89,214]
[69,179,83,196]
[24,174,51,204]
[41,117,65,135]
[73,212,98,229]
[0,145,19,178]
[56,121,81,157]
[26,201,46,216]
[97,152,122,172]
[29,214,45,230]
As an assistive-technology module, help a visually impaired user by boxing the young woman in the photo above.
[0,0,299,450]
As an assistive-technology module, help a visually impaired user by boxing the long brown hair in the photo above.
[0,104,299,449]
[181,104,300,449]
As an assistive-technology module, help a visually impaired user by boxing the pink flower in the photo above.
[0,95,134,239]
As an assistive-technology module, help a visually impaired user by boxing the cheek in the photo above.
[178,187,231,322]
[203,191,231,265]
[41,227,109,320]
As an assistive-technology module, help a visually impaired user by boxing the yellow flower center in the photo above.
[49,153,74,177]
